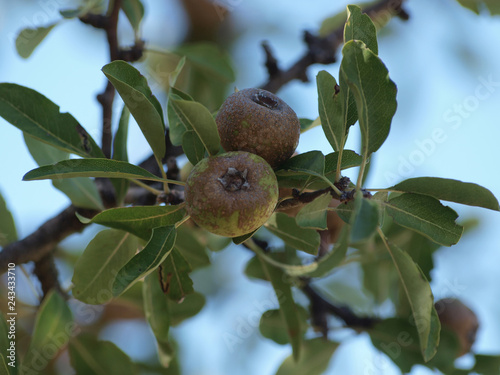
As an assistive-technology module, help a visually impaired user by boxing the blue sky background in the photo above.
[1,0,500,374]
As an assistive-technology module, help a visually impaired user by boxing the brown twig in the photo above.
[33,253,66,300]
[260,0,407,93]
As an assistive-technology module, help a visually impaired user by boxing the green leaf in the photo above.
[113,226,177,297]
[344,5,378,54]
[381,239,440,361]
[275,338,338,375]
[112,105,131,205]
[169,57,186,88]
[324,150,363,175]
[175,43,235,83]
[24,134,104,210]
[389,177,500,211]
[121,0,144,32]
[455,0,500,15]
[23,158,167,183]
[276,151,325,177]
[159,248,194,302]
[256,256,303,361]
[22,291,73,374]
[79,205,185,241]
[167,89,194,146]
[306,226,350,278]
[69,334,137,375]
[385,193,463,246]
[143,272,172,367]
[340,40,397,157]
[265,213,321,255]
[169,292,206,326]
[169,99,221,156]
[72,230,139,305]
[0,356,9,375]
[0,192,17,247]
[102,61,166,162]
[472,354,500,374]
[259,307,308,345]
[350,193,380,243]
[182,130,206,165]
[0,83,104,158]
[299,117,320,133]
[295,193,332,230]
[317,71,345,152]
[16,24,58,59]
[232,229,258,245]
[175,225,210,269]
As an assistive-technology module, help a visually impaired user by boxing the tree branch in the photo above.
[260,0,407,93]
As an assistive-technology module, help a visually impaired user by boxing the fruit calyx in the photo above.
[218,167,250,192]
[252,91,279,109]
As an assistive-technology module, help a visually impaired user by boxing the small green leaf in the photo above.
[317,71,345,152]
[295,193,332,230]
[381,239,440,361]
[232,229,258,245]
[324,150,363,175]
[276,151,325,177]
[159,248,194,302]
[299,117,320,133]
[72,230,138,305]
[16,24,58,59]
[182,130,206,165]
[344,5,378,54]
[81,205,185,241]
[0,356,9,375]
[22,291,73,374]
[102,61,166,162]
[24,134,104,210]
[306,226,350,278]
[350,192,380,243]
[112,105,131,205]
[169,99,221,156]
[167,89,194,146]
[275,338,338,375]
[266,213,321,255]
[259,307,308,345]
[169,56,186,88]
[257,256,303,361]
[389,177,500,211]
[113,226,177,297]
[175,226,209,269]
[143,272,172,367]
[340,40,397,157]
[69,334,137,375]
[0,192,17,247]
[455,0,500,15]
[472,354,500,374]
[385,193,463,246]
[169,292,206,326]
[121,0,145,32]
[175,43,235,83]
[0,84,104,158]
[23,158,167,183]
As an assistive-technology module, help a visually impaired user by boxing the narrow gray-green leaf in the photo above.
[24,134,104,210]
[167,89,193,146]
[456,0,500,15]
[275,338,338,375]
[306,226,350,278]
[16,24,57,59]
[390,177,500,211]
[265,213,320,255]
[169,292,206,326]
[381,239,440,361]
[69,334,137,375]
[159,248,194,302]
[80,205,185,240]
[113,226,177,297]
[0,83,104,158]
[21,291,73,375]
[385,193,463,246]
[102,61,166,162]
[0,192,17,247]
[259,307,308,345]
[23,158,167,183]
[72,230,138,305]
[295,193,332,230]
[317,71,345,152]
[182,130,206,165]
[121,0,144,32]
[350,193,380,243]
[340,40,397,157]
[344,5,378,54]
[276,151,325,177]
[169,99,221,156]
[257,256,303,361]
[175,225,210,270]
[143,272,171,367]
[112,105,131,205]
[169,56,186,88]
